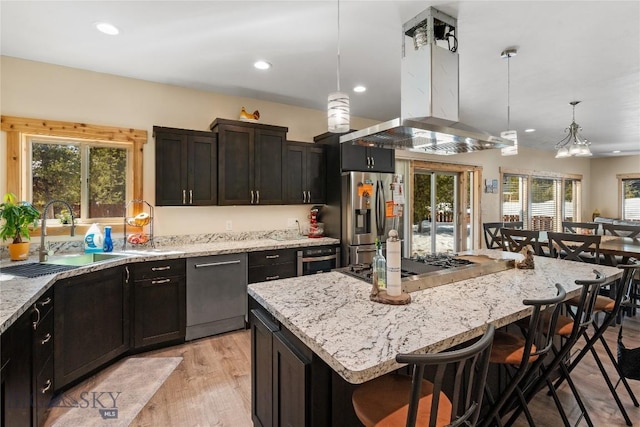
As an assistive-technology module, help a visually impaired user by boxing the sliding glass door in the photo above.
[413,172,458,255]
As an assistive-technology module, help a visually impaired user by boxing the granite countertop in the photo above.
[0,236,339,334]
[248,249,623,385]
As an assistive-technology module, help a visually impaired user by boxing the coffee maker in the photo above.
[308,205,324,238]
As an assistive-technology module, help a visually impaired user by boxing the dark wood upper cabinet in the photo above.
[154,126,217,206]
[341,143,395,173]
[314,130,395,174]
[285,142,326,204]
[211,119,288,206]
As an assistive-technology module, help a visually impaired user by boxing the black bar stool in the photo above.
[352,324,495,427]
[479,284,566,427]
[504,270,606,427]
[553,262,640,426]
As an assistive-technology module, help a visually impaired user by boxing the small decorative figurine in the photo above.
[239,107,260,122]
[515,245,535,269]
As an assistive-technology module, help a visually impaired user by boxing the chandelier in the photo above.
[555,101,592,158]
[327,0,350,133]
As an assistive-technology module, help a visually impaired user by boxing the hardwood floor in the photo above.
[45,314,640,426]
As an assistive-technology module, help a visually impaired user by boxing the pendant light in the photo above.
[328,0,349,133]
[500,48,518,156]
[554,101,592,158]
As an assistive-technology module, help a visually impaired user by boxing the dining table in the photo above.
[599,235,640,264]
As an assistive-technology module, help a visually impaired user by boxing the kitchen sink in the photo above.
[44,253,125,266]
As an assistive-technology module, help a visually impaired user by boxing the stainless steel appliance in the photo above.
[186,253,247,341]
[339,7,512,154]
[339,172,404,266]
[337,253,513,293]
[296,246,340,276]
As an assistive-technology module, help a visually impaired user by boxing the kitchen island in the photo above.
[247,249,623,426]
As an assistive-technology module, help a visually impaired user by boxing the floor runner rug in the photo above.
[50,357,182,426]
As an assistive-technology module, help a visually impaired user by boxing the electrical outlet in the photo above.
[225,220,233,231]
[287,218,297,228]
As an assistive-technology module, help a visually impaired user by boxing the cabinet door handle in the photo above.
[251,190,254,204]
[194,260,241,268]
[366,157,371,168]
[39,297,52,307]
[125,266,130,284]
[152,266,171,271]
[189,189,193,204]
[41,379,52,394]
[265,275,280,280]
[307,191,311,202]
[265,254,280,259]
[41,333,52,345]
[32,306,41,331]
[302,191,306,203]
[151,278,171,285]
[182,189,186,204]
[371,157,375,167]
[256,190,260,204]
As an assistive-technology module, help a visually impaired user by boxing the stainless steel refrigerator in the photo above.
[323,171,404,266]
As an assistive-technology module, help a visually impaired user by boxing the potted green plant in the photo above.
[0,193,41,260]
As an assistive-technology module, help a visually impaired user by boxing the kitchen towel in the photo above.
[49,357,182,426]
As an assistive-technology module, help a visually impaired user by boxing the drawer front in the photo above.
[35,356,54,426]
[248,263,296,284]
[134,258,186,280]
[33,309,54,371]
[248,249,296,267]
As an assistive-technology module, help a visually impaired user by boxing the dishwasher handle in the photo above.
[194,260,241,268]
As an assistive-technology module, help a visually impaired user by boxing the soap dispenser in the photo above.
[103,226,113,252]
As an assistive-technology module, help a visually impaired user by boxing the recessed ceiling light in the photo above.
[612,150,621,154]
[353,85,366,93]
[95,22,119,35]
[524,128,536,133]
[253,60,271,70]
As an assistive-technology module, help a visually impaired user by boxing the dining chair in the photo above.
[483,222,523,250]
[547,232,601,264]
[602,222,640,238]
[479,284,566,427]
[561,221,599,235]
[352,324,495,427]
[504,270,606,427]
[553,262,640,426]
[500,228,543,256]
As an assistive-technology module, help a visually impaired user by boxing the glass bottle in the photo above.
[103,226,114,252]
[372,239,386,290]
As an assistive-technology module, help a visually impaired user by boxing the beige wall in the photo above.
[0,56,379,236]
[590,155,640,218]
[2,56,637,238]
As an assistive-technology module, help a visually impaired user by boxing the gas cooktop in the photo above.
[339,254,474,282]
[337,253,513,293]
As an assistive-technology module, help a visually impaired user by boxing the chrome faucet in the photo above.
[39,200,75,262]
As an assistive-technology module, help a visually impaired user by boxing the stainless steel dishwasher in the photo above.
[186,253,248,341]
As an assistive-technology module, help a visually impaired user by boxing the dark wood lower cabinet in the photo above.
[132,259,186,350]
[251,309,278,427]
[249,301,352,427]
[272,331,310,427]
[54,266,130,391]
[1,309,32,426]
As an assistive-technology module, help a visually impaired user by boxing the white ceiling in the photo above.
[1,1,639,157]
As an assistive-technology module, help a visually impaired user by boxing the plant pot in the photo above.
[8,242,30,261]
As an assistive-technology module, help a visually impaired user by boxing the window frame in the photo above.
[26,135,134,223]
[500,167,583,231]
[617,173,640,220]
[2,115,147,235]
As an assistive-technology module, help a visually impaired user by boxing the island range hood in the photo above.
[340,7,513,155]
